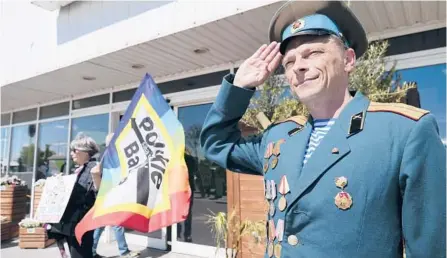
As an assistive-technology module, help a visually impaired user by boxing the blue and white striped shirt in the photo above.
[302,119,336,166]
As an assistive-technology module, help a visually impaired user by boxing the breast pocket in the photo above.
[288,210,310,231]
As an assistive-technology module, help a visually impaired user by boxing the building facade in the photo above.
[1,1,445,257]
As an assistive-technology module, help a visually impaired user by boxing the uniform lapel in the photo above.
[289,123,351,204]
[280,121,312,188]
[287,92,370,206]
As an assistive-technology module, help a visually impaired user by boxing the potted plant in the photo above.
[206,210,266,258]
[18,218,55,249]
[0,175,28,223]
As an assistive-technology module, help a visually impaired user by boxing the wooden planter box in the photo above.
[1,220,19,242]
[19,227,55,249]
[1,221,12,241]
[1,185,28,222]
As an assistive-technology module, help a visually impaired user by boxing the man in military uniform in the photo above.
[200,1,446,257]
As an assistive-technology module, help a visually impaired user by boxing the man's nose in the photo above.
[292,59,309,74]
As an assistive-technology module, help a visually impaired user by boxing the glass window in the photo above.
[71,113,109,165]
[158,70,230,94]
[177,103,228,246]
[35,120,69,181]
[380,28,446,56]
[1,113,11,126]
[12,108,37,124]
[40,102,70,119]
[72,94,109,110]
[1,127,10,174]
[396,63,446,142]
[113,88,136,103]
[9,124,36,172]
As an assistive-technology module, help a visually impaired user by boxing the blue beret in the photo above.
[280,14,350,54]
[268,1,368,57]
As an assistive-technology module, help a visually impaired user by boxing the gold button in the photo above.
[288,235,299,246]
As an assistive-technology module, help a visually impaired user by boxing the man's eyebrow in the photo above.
[282,51,294,62]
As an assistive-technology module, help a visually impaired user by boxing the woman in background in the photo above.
[46,133,101,258]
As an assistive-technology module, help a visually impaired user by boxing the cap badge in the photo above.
[290,19,305,34]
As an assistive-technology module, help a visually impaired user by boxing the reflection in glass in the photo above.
[396,63,446,141]
[1,127,10,174]
[36,120,68,181]
[70,114,109,173]
[177,103,227,246]
[9,124,36,172]
[71,114,109,153]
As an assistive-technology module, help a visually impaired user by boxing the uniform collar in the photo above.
[306,91,370,137]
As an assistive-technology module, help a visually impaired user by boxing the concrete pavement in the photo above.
[1,238,204,258]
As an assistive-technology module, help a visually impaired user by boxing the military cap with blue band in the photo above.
[268,1,368,58]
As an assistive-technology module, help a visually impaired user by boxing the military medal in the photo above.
[278,176,290,211]
[335,176,348,188]
[263,143,274,174]
[270,180,277,199]
[263,160,269,173]
[271,156,278,169]
[269,202,276,217]
[335,192,353,210]
[264,200,270,214]
[275,219,284,242]
[265,180,272,200]
[269,219,276,241]
[267,241,274,257]
[269,180,277,216]
[278,197,287,211]
[264,143,274,159]
[334,176,353,210]
[274,243,282,258]
[271,139,285,169]
[272,139,285,155]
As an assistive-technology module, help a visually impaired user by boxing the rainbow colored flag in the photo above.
[75,74,191,243]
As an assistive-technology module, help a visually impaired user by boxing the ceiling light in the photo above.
[82,76,96,81]
[193,47,209,54]
[131,64,145,69]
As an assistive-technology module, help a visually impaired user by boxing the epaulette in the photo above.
[273,115,308,126]
[367,102,429,121]
[263,115,307,131]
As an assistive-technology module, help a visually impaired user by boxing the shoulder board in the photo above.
[273,115,308,126]
[367,102,429,121]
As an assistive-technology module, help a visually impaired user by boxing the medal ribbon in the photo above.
[275,219,284,242]
[279,176,290,195]
[271,180,277,200]
[269,219,276,240]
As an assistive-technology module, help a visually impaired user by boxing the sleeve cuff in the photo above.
[214,74,256,116]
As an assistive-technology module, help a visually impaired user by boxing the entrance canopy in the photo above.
[2,1,445,112]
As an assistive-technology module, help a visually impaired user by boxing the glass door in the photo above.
[111,111,168,250]
[170,103,228,257]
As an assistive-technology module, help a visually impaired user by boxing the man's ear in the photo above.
[344,48,356,73]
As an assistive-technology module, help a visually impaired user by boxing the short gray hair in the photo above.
[70,133,99,157]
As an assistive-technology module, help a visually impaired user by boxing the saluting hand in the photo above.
[233,42,282,89]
